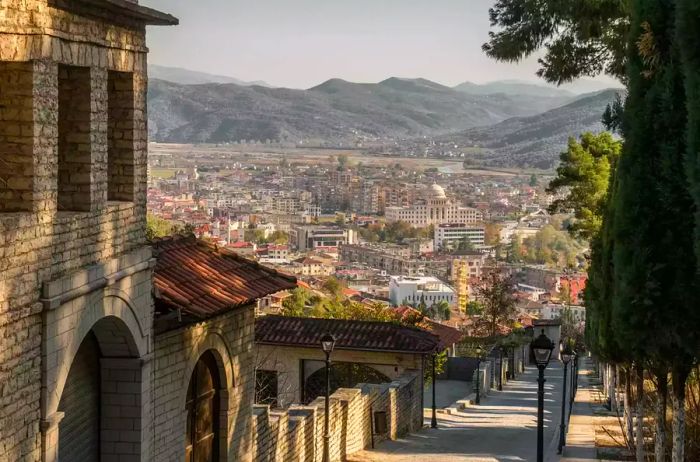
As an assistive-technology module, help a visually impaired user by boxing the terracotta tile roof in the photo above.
[255,315,439,354]
[153,236,297,320]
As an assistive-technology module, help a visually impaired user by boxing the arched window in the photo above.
[185,351,221,462]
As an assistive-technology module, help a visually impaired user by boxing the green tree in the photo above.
[146,214,174,240]
[606,2,697,459]
[482,0,629,84]
[322,276,344,299]
[547,132,622,240]
[281,288,311,317]
[529,174,538,187]
[472,268,517,338]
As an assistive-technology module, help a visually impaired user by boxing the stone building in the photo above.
[152,237,296,461]
[385,184,483,227]
[0,1,178,460]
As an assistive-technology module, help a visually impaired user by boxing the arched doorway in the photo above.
[57,315,143,461]
[58,332,100,461]
[304,362,391,404]
[185,351,221,462]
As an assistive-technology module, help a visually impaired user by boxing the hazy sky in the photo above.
[142,0,619,90]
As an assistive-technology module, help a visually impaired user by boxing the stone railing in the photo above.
[252,373,422,462]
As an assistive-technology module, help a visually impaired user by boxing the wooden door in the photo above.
[185,352,220,462]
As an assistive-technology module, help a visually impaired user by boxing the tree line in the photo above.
[486,1,700,460]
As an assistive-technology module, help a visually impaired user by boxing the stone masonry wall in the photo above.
[0,1,151,460]
[252,373,423,462]
[153,306,256,462]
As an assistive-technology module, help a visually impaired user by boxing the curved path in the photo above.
[350,363,567,462]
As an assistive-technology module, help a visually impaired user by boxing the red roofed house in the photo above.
[152,236,296,461]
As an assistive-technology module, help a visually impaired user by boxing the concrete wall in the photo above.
[153,306,255,462]
[252,373,423,462]
[255,344,424,408]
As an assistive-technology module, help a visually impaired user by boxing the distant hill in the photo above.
[148,64,271,87]
[147,77,575,144]
[454,80,575,99]
[442,89,623,169]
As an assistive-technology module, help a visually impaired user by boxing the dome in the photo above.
[428,184,447,199]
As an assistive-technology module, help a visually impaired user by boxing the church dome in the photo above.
[428,184,447,199]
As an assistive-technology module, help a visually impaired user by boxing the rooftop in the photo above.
[153,236,297,325]
[255,315,440,354]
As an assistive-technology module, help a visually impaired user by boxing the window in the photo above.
[185,352,221,462]
[57,65,92,212]
[255,370,279,407]
[107,71,135,201]
[0,62,34,212]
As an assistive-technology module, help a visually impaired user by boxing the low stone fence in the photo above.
[252,373,422,462]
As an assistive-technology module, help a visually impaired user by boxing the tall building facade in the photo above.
[385,184,483,227]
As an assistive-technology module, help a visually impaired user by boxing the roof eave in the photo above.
[254,341,437,355]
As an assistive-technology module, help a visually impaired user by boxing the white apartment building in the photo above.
[434,223,486,250]
[389,275,456,307]
[385,184,483,227]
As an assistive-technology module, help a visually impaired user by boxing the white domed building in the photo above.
[384,184,483,227]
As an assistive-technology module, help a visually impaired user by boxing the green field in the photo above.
[150,168,177,179]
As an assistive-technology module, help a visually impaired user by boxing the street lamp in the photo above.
[531,330,554,462]
[570,351,576,411]
[475,346,483,405]
[320,334,336,462]
[498,346,505,391]
[431,352,438,428]
[558,342,574,454]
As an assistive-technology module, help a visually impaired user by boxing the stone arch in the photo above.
[42,288,151,462]
[48,292,146,418]
[304,363,391,404]
[178,331,234,461]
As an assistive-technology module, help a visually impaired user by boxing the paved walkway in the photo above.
[351,363,567,462]
[423,380,473,409]
[557,358,604,462]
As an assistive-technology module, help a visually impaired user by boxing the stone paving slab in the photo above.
[350,364,566,462]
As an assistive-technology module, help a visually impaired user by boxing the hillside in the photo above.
[147,77,577,144]
[148,64,271,87]
[443,89,623,169]
[454,80,574,99]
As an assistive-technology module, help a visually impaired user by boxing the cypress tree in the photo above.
[611,1,696,460]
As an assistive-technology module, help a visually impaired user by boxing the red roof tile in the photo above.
[255,315,439,354]
[153,236,297,320]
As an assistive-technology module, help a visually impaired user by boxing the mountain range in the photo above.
[444,89,623,169]
[147,66,622,168]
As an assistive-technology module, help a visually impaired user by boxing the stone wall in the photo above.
[0,1,150,460]
[252,373,423,462]
[255,344,423,408]
[152,306,256,462]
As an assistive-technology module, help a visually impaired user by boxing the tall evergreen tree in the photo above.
[611,1,696,460]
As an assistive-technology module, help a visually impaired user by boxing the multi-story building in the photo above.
[434,223,486,250]
[290,225,357,251]
[341,245,451,279]
[385,184,483,227]
[389,276,456,307]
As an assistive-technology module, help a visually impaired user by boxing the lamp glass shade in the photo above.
[320,334,336,353]
[561,353,572,364]
[533,347,553,365]
[531,330,554,367]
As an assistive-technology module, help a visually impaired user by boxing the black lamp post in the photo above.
[475,346,483,405]
[498,346,505,391]
[321,334,336,462]
[431,352,438,428]
[531,329,555,462]
[557,342,573,454]
[570,351,577,412]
